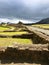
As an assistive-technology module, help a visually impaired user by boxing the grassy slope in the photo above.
[0,31,28,36]
[32,24,49,29]
[0,26,32,46]
[0,26,9,31]
[0,38,32,46]
[0,26,28,35]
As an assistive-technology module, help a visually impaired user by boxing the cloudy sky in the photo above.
[0,0,49,23]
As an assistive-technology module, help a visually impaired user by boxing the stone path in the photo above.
[27,26,49,36]
[27,26,49,42]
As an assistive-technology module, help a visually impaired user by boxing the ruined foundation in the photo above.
[0,44,49,64]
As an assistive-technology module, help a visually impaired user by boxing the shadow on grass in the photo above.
[0,33,48,44]
[12,33,48,44]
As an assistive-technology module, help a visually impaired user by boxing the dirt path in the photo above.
[27,26,49,36]
[26,26,49,42]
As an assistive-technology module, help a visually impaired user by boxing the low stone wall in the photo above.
[0,33,33,38]
[0,33,49,44]
[32,33,49,44]
[0,47,49,63]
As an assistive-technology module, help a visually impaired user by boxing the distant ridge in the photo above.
[17,21,33,25]
[36,18,49,24]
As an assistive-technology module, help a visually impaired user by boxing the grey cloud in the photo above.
[0,0,49,21]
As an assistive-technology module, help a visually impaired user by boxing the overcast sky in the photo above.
[0,0,49,23]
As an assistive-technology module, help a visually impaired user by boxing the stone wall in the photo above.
[0,47,49,63]
[0,33,49,44]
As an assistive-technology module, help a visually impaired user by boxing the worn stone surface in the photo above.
[0,44,49,51]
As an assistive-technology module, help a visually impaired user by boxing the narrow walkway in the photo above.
[27,26,49,36]
[27,26,49,42]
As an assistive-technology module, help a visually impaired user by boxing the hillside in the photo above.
[36,18,49,24]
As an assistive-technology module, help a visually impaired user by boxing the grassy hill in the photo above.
[36,18,49,24]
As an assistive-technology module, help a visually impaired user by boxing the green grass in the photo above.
[0,26,32,46]
[0,38,32,46]
[0,26,16,32]
[0,26,9,31]
[0,26,28,36]
[0,31,28,36]
[32,24,49,29]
